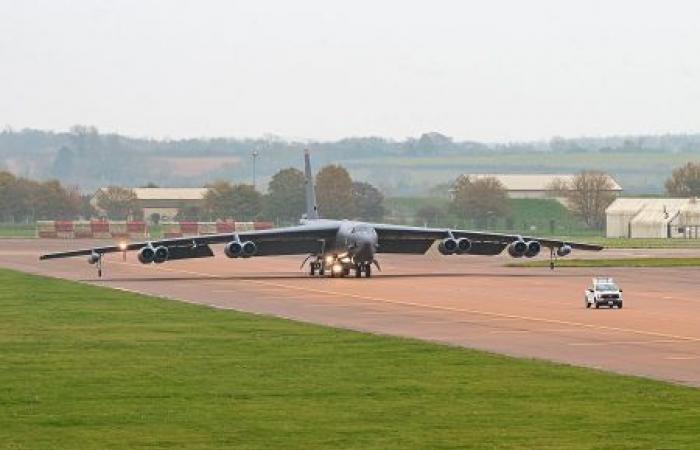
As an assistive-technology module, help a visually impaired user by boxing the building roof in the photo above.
[459,174,622,192]
[606,198,689,215]
[95,187,209,201]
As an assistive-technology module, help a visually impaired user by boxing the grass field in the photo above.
[510,257,700,268]
[1,269,700,449]
[0,223,36,238]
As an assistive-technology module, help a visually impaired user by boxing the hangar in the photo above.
[92,188,209,221]
[606,197,700,238]
[452,174,622,200]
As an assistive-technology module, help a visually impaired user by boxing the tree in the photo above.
[416,204,444,226]
[451,176,511,227]
[351,181,385,221]
[266,168,305,222]
[32,180,81,220]
[552,171,616,229]
[665,162,700,197]
[204,182,263,221]
[315,165,354,219]
[96,187,142,220]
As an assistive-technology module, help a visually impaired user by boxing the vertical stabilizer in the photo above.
[304,149,320,220]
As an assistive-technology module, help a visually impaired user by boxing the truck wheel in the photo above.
[618,303,623,309]
[585,298,591,309]
[594,302,600,309]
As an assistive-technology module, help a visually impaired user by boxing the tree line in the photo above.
[74,164,386,224]
[7,161,700,230]
[0,171,94,222]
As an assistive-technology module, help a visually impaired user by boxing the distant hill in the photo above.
[2,126,699,195]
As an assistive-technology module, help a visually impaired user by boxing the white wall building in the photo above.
[606,198,700,238]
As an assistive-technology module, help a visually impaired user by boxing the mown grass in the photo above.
[1,269,700,449]
[0,223,36,238]
[510,257,700,268]
[558,237,700,248]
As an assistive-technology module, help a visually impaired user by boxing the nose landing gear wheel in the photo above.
[365,264,372,278]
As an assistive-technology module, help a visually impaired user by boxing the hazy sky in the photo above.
[1,0,699,141]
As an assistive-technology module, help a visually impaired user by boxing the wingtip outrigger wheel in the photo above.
[96,253,104,278]
[549,248,555,270]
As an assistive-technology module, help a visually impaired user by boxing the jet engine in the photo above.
[137,246,156,264]
[241,241,257,257]
[153,246,169,264]
[524,241,541,258]
[455,238,471,254]
[507,240,528,258]
[438,238,458,255]
[87,252,100,264]
[224,241,243,258]
[556,244,572,257]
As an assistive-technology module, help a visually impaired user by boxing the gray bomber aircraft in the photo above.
[40,151,603,277]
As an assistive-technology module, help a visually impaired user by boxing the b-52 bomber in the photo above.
[40,151,602,277]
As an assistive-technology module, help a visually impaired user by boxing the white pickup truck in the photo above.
[585,277,623,309]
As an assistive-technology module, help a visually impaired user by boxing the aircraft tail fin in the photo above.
[304,149,320,220]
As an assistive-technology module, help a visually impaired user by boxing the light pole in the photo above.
[252,149,259,189]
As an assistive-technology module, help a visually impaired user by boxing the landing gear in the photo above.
[96,254,103,278]
[364,263,372,278]
[355,264,362,278]
[549,248,556,270]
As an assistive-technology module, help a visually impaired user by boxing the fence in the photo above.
[35,220,273,239]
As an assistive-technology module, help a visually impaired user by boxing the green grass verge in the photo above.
[510,257,700,268]
[1,268,699,449]
[571,237,700,248]
[0,223,36,238]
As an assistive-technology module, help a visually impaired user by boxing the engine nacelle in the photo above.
[224,241,243,258]
[153,246,169,264]
[556,244,572,257]
[137,246,156,264]
[507,240,528,258]
[438,238,458,255]
[455,238,471,254]
[87,252,100,264]
[524,241,541,258]
[241,241,257,257]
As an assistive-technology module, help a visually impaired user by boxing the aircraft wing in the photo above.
[39,223,340,260]
[372,223,603,255]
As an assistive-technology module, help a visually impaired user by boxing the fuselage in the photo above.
[301,219,378,264]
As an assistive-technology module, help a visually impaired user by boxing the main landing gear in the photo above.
[306,256,372,278]
[354,263,372,278]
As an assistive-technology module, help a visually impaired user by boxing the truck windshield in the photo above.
[597,283,618,291]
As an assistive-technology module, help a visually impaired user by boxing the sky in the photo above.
[1,0,699,142]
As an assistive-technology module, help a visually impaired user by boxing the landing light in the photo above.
[332,264,343,274]
[119,241,128,251]
[325,255,334,265]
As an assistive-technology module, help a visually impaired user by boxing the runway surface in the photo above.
[2,239,700,387]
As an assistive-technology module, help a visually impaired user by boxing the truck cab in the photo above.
[585,277,623,309]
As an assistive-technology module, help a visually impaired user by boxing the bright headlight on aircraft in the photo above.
[325,255,334,265]
[332,263,343,274]
[119,241,127,251]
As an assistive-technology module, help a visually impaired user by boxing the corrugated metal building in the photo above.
[453,174,622,200]
[606,198,700,238]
